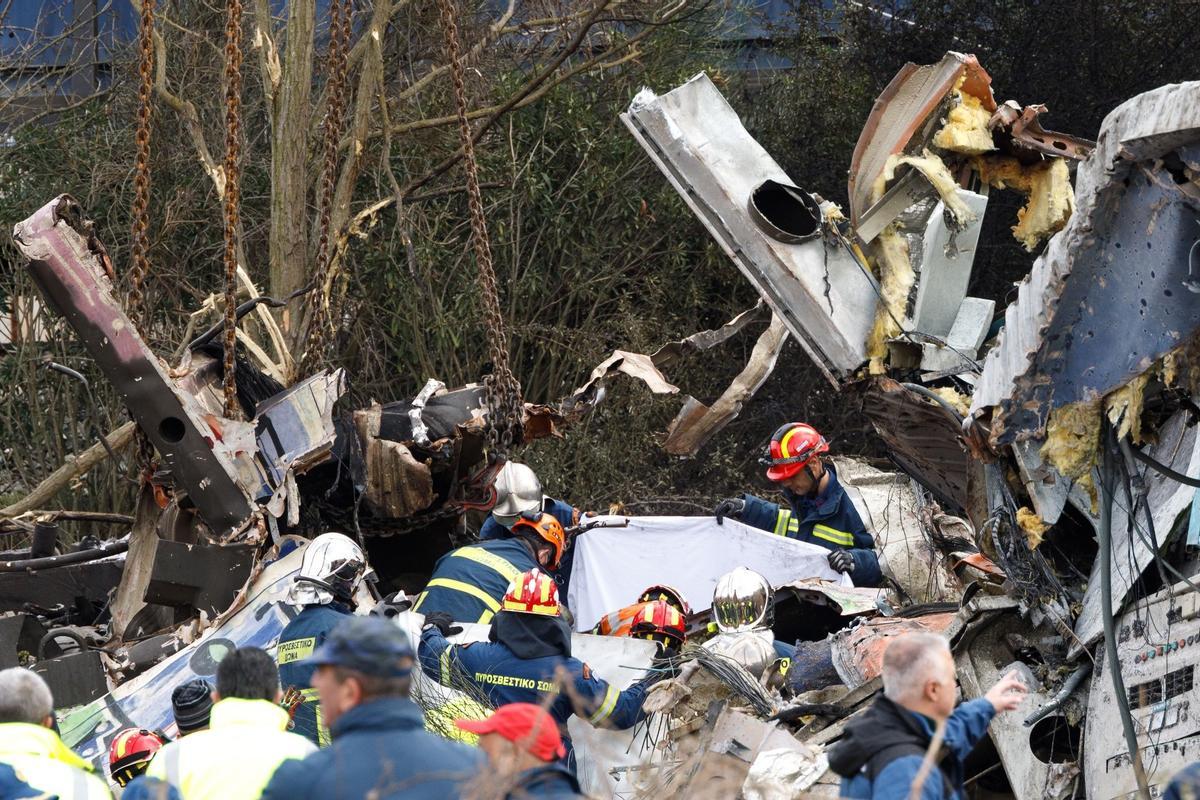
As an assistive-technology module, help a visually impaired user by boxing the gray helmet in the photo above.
[492,462,543,529]
[711,567,773,633]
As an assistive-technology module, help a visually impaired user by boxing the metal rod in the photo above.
[1023,662,1092,727]
[0,539,129,573]
[1100,426,1151,798]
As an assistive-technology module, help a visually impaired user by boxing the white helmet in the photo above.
[492,462,544,529]
[289,533,369,606]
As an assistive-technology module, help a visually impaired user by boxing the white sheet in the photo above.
[567,515,851,631]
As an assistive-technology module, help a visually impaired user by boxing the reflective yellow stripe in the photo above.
[589,684,620,725]
[276,637,316,665]
[423,578,502,612]
[452,547,522,583]
[772,510,791,536]
[478,609,494,624]
[412,591,427,612]
[440,648,452,685]
[812,524,854,546]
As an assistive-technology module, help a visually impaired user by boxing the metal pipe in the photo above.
[0,539,128,573]
[1100,428,1151,798]
[1023,662,1092,727]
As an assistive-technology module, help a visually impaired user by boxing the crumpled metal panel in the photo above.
[622,73,878,383]
[12,196,256,535]
[848,52,994,224]
[971,81,1200,440]
[861,378,973,513]
[830,612,957,690]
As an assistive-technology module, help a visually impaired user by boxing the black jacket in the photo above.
[827,695,994,800]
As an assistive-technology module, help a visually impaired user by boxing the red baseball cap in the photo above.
[455,703,566,761]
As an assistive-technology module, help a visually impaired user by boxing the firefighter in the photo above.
[275,533,370,746]
[107,729,166,788]
[412,512,566,624]
[417,569,665,766]
[592,584,691,640]
[714,422,882,587]
[479,462,583,597]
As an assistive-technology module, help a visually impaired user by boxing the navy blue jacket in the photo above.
[479,498,579,598]
[738,464,882,587]
[418,628,649,741]
[831,697,994,799]
[1166,762,1200,800]
[504,764,584,799]
[276,602,353,746]
[260,697,483,800]
[411,538,538,624]
[0,763,52,799]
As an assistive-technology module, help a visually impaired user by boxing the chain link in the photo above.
[221,0,244,418]
[300,0,353,375]
[436,0,523,462]
[127,0,155,338]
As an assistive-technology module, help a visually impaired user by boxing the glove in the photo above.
[714,497,745,526]
[369,592,412,619]
[421,611,463,637]
[827,549,854,574]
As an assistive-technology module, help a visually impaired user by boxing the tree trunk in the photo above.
[269,0,315,331]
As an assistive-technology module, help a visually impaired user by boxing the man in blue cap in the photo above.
[261,616,483,800]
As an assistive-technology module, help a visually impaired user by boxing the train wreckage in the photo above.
[4,51,1200,798]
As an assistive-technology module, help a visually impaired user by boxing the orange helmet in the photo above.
[638,584,691,617]
[109,728,166,786]
[630,600,686,648]
[502,569,561,617]
[762,422,828,481]
[512,512,566,569]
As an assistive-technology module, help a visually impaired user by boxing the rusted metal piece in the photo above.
[354,404,436,518]
[847,52,995,225]
[830,611,957,690]
[860,377,975,513]
[972,81,1200,439]
[998,103,1095,162]
[13,196,256,536]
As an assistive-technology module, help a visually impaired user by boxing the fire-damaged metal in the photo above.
[972,81,1200,440]
[12,197,257,536]
[622,73,879,384]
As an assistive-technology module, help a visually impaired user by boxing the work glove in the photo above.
[369,592,412,619]
[714,497,745,526]
[421,611,463,638]
[827,549,854,574]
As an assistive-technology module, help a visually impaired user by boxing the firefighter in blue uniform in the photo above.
[418,568,666,767]
[412,511,567,625]
[714,422,882,587]
[478,462,583,598]
[276,532,370,746]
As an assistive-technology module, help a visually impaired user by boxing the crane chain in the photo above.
[436,0,523,463]
[129,0,157,474]
[300,0,353,375]
[221,0,244,418]
[127,0,155,337]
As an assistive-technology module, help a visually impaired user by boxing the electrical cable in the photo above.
[900,382,964,422]
[1100,424,1152,798]
[1126,444,1200,488]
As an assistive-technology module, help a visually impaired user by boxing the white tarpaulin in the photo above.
[568,515,851,632]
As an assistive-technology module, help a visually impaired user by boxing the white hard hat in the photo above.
[492,462,544,529]
[289,532,369,606]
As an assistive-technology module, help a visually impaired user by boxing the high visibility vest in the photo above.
[0,723,111,799]
[412,538,536,624]
[146,698,315,800]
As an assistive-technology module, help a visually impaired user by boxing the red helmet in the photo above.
[630,600,686,648]
[109,728,166,786]
[502,569,561,617]
[637,584,691,617]
[762,422,829,481]
[511,512,566,569]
